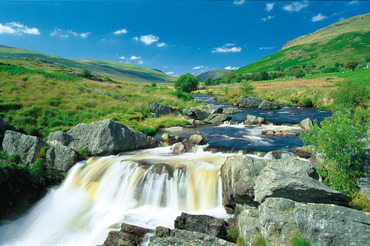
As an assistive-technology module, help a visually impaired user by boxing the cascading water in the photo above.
[0,146,232,246]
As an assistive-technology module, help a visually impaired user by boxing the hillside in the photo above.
[196,69,232,82]
[236,13,370,74]
[0,45,175,83]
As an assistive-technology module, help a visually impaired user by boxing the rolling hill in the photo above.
[0,45,176,83]
[196,69,232,82]
[236,13,370,74]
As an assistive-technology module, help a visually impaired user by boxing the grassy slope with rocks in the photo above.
[236,13,370,74]
[0,45,176,83]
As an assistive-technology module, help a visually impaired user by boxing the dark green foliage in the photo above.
[151,82,157,87]
[301,111,368,197]
[223,72,237,84]
[204,77,213,86]
[80,149,89,157]
[252,235,267,246]
[174,73,199,93]
[285,68,304,78]
[344,61,359,71]
[334,80,370,110]
[321,66,339,73]
[291,231,310,246]
[170,90,194,101]
[81,69,93,79]
[238,79,255,96]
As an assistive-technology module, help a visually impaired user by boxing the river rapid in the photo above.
[0,95,331,246]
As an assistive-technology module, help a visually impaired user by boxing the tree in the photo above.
[259,71,269,80]
[174,73,198,93]
[301,111,368,197]
[204,77,214,86]
[81,69,93,79]
[344,61,359,71]
[238,79,255,96]
[223,72,236,84]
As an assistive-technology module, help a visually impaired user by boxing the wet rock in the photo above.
[293,147,313,159]
[2,130,47,166]
[148,101,176,116]
[161,133,183,145]
[204,114,232,125]
[254,167,350,206]
[275,131,284,136]
[237,207,260,245]
[190,107,210,121]
[195,120,206,125]
[45,143,79,172]
[261,130,275,135]
[182,108,195,117]
[188,134,204,145]
[223,107,243,115]
[245,115,265,125]
[47,131,74,146]
[300,118,313,131]
[170,142,186,154]
[282,131,298,137]
[103,222,153,246]
[258,100,281,110]
[238,96,263,108]
[67,119,155,156]
[174,212,229,240]
[264,151,295,160]
[187,119,196,126]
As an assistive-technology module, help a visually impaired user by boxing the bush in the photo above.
[301,111,368,197]
[321,66,339,73]
[151,82,157,87]
[170,90,193,101]
[334,80,370,110]
[238,79,255,96]
[174,73,198,93]
[344,61,359,71]
[350,191,370,212]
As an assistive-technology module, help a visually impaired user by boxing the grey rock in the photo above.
[222,107,243,115]
[293,147,313,159]
[190,107,210,121]
[46,143,79,171]
[237,206,260,245]
[67,119,155,156]
[188,134,204,145]
[258,100,281,110]
[170,142,186,154]
[221,155,317,208]
[103,222,153,246]
[238,96,263,108]
[2,130,47,166]
[204,114,232,125]
[183,108,195,117]
[300,118,313,131]
[148,101,176,116]
[195,120,205,125]
[245,115,265,125]
[149,229,237,246]
[263,151,295,160]
[294,202,370,246]
[207,104,223,115]
[47,131,74,146]
[254,167,350,206]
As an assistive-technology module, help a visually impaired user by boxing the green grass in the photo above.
[196,69,232,82]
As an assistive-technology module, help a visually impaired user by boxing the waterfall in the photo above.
[0,146,232,246]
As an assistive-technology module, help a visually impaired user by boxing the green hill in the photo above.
[196,69,232,82]
[0,45,175,83]
[236,13,370,74]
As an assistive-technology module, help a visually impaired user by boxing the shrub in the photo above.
[344,61,359,71]
[334,80,370,110]
[350,191,370,212]
[174,73,199,93]
[300,111,368,197]
[170,90,193,101]
[80,149,89,157]
[321,66,339,73]
[238,79,255,96]
[151,82,157,87]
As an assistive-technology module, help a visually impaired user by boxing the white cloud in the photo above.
[133,36,139,41]
[156,42,167,47]
[339,17,345,21]
[348,0,359,5]
[283,2,309,12]
[225,43,236,47]
[138,60,144,65]
[261,15,275,22]
[225,66,239,70]
[312,13,327,22]
[165,71,174,75]
[212,44,242,53]
[140,34,159,45]
[118,56,125,60]
[50,28,91,38]
[193,65,204,70]
[113,28,128,35]
[130,55,141,60]
[233,0,245,5]
[259,47,274,50]
[0,22,40,35]
[265,3,274,12]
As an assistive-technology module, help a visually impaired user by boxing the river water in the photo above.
[0,95,330,245]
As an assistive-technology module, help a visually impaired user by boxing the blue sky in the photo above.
[0,0,369,76]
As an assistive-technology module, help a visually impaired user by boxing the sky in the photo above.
[0,0,369,76]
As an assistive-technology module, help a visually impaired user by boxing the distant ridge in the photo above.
[0,45,176,83]
[196,69,232,82]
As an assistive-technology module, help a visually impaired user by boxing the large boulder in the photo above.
[2,130,47,166]
[207,104,223,115]
[245,115,265,125]
[238,96,263,108]
[174,213,229,240]
[300,118,313,131]
[237,197,370,246]
[103,222,153,246]
[223,107,243,115]
[46,143,79,172]
[190,107,210,121]
[148,101,177,116]
[221,155,317,209]
[254,167,350,206]
[67,119,156,156]
[258,100,281,110]
[47,131,74,146]
[204,114,232,125]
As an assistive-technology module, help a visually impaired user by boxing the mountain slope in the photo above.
[236,13,370,74]
[196,69,232,82]
[0,45,175,83]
